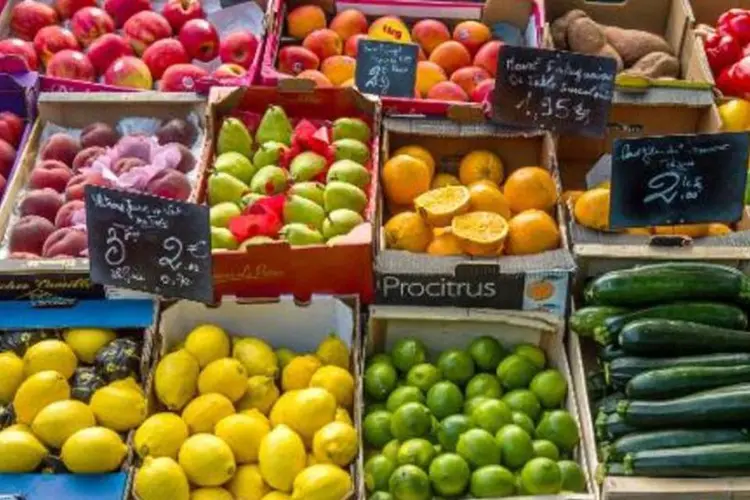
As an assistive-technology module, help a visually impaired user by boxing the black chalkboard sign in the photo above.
[355,39,418,98]
[491,46,616,137]
[610,132,750,229]
[85,186,213,303]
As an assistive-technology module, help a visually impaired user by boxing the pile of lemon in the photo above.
[134,324,357,500]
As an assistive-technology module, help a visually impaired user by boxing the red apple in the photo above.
[0,112,24,148]
[11,0,58,41]
[70,7,115,47]
[0,38,38,70]
[219,30,258,69]
[212,63,246,78]
[123,11,172,55]
[178,18,218,62]
[159,63,207,91]
[142,38,189,80]
[55,0,96,19]
[104,56,153,89]
[87,33,132,75]
[103,0,150,27]
[33,25,79,66]
[46,50,95,81]
[162,0,204,32]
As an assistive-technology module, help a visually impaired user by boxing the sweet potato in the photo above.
[551,9,588,49]
[604,26,673,66]
[623,52,680,79]
[568,17,607,54]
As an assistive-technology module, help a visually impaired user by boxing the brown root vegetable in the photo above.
[597,43,624,72]
[551,9,588,49]
[568,17,607,54]
[603,26,672,66]
[622,52,680,79]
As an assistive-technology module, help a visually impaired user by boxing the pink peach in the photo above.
[28,160,73,192]
[9,215,55,255]
[54,199,85,228]
[42,227,88,258]
[20,188,63,222]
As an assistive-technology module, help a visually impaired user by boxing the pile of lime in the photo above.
[363,336,585,499]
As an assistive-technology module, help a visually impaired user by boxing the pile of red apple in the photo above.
[0,0,260,90]
[0,111,24,196]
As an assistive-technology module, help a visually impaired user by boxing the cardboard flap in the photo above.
[482,0,533,29]
[0,472,128,500]
[0,299,156,330]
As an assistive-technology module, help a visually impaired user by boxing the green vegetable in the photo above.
[596,411,638,442]
[587,370,609,401]
[595,392,626,415]
[606,353,750,388]
[626,365,750,399]
[603,429,750,463]
[619,319,750,356]
[598,344,626,363]
[570,306,628,338]
[623,443,750,477]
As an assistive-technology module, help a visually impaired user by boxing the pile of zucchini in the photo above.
[572,262,750,478]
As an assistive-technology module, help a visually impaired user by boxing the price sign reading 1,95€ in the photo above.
[609,132,750,229]
[355,39,418,98]
[491,46,617,137]
[85,185,213,303]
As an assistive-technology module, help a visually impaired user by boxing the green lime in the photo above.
[471,399,512,434]
[520,457,562,494]
[463,396,489,416]
[470,465,515,497]
[383,439,401,463]
[365,454,397,492]
[530,369,568,408]
[366,403,387,415]
[391,339,428,374]
[369,353,395,367]
[468,336,505,372]
[426,381,464,419]
[465,373,503,400]
[456,428,501,469]
[503,389,542,421]
[389,464,432,500]
[512,411,535,437]
[364,410,394,448]
[390,402,433,441]
[437,414,474,452]
[397,438,436,469]
[495,424,534,469]
[406,363,442,392]
[437,349,476,386]
[366,363,399,401]
[429,453,471,496]
[515,344,546,370]
[496,354,539,390]
[558,459,586,492]
[370,492,393,500]
[387,386,425,412]
[532,440,560,460]
[535,410,580,453]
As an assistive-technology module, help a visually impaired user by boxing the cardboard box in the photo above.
[201,86,379,302]
[375,116,575,316]
[366,305,595,500]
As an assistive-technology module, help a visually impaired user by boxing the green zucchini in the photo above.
[598,344,626,363]
[702,382,750,395]
[602,429,750,463]
[606,353,750,388]
[626,365,750,400]
[587,370,609,401]
[596,411,639,442]
[594,392,626,415]
[584,263,750,308]
[623,443,750,477]
[571,306,628,338]
[619,319,750,356]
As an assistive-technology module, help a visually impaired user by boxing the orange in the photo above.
[458,150,503,186]
[382,154,431,205]
[415,186,471,226]
[451,211,509,257]
[573,188,610,231]
[506,210,560,256]
[624,227,651,236]
[654,224,710,238]
[393,145,436,179]
[427,228,463,256]
[503,167,557,213]
[431,173,461,189]
[467,182,511,219]
[384,211,432,252]
[708,223,732,236]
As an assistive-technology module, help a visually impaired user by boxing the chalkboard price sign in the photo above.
[85,186,213,303]
[355,39,418,98]
[609,132,750,229]
[491,46,616,137]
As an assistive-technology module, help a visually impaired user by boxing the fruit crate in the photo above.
[261,0,542,117]
[0,297,157,500]
[200,85,379,302]
[364,305,596,499]
[374,116,575,315]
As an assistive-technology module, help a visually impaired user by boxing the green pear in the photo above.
[323,208,364,239]
[332,117,371,143]
[333,138,370,164]
[324,181,367,213]
[326,159,371,188]
[289,182,325,207]
[239,192,267,211]
[210,202,241,228]
[253,141,290,169]
[211,226,239,250]
[256,105,293,146]
[283,194,326,230]
[250,166,289,195]
[280,223,324,246]
[208,172,248,205]
[218,117,253,158]
[239,236,276,250]
[290,151,327,182]
[214,152,257,185]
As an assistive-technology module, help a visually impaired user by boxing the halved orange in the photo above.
[415,185,470,227]
[451,211,509,257]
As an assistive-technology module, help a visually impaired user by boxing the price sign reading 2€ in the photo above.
[355,39,418,98]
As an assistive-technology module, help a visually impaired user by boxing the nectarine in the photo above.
[123,11,173,55]
[0,38,38,70]
[303,29,342,61]
[104,56,153,89]
[411,19,450,55]
[11,0,58,41]
[159,63,208,91]
[70,6,115,47]
[87,33,132,75]
[429,40,471,76]
[329,9,368,41]
[33,25,79,66]
[287,5,326,40]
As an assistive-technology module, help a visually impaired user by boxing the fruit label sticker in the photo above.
[355,39,418,98]
[85,186,213,303]
[522,272,569,317]
[491,46,616,138]
[610,132,750,229]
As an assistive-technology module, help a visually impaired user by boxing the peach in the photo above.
[145,168,191,200]
[28,160,73,192]
[329,9,368,41]
[70,7,115,47]
[473,40,502,76]
[171,143,195,173]
[124,11,172,55]
[162,0,204,32]
[415,61,447,97]
[112,157,146,175]
[9,215,55,255]
[321,55,355,86]
[212,63,246,78]
[452,21,491,55]
[42,227,88,258]
[158,63,207,91]
[303,29,342,61]
[219,31,259,69]
[87,33,132,76]
[55,0,96,19]
[179,18,218,62]
[41,133,81,167]
[80,122,118,148]
[0,112,24,148]
[20,188,63,222]
[411,19,450,55]
[427,80,468,101]
[72,146,106,171]
[104,56,153,89]
[46,49,95,81]
[0,139,16,177]
[65,171,109,200]
[103,0,150,28]
[156,119,195,146]
[471,77,495,102]
[142,38,189,79]
[296,69,332,87]
[287,5,326,40]
[344,33,366,57]
[54,199,85,228]
[33,26,79,66]
[429,40,471,76]
[450,65,490,94]
[11,0,58,41]
[278,46,319,75]
[0,38,38,70]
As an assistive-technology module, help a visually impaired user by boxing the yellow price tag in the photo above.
[368,16,412,43]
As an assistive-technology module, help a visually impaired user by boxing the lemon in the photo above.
[179,433,237,486]
[259,424,306,492]
[315,334,349,369]
[228,464,270,500]
[90,384,147,431]
[63,328,116,364]
[262,493,291,500]
[275,348,297,369]
[134,412,189,459]
[61,427,127,473]
[31,399,96,448]
[0,429,47,472]
[185,324,231,367]
[291,464,352,500]
[233,338,278,377]
[281,355,322,392]
[270,388,337,444]
[198,357,248,402]
[237,375,279,415]
[110,377,145,397]
[191,488,233,500]
[5,423,30,433]
[14,370,70,424]
[307,454,318,466]
[23,340,77,379]
[134,456,190,500]
[242,408,271,425]
[215,412,270,464]
[181,393,235,434]
[312,421,358,467]
[155,349,200,411]
[0,352,23,404]
[309,365,354,408]
[335,407,353,425]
